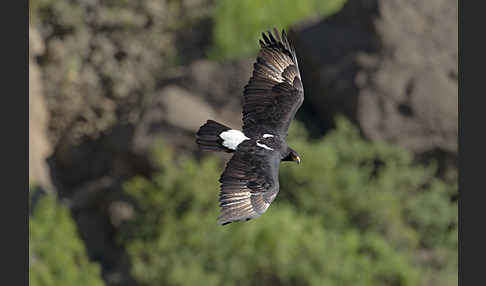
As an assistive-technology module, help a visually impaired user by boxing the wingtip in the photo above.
[261,32,269,45]
[273,27,282,43]
[260,27,292,49]
[259,39,265,48]
[267,30,275,43]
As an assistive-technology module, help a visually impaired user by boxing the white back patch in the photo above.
[262,134,274,138]
[256,141,274,151]
[219,130,249,150]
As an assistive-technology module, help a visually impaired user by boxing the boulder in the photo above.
[159,85,219,132]
[134,85,222,153]
[134,58,251,154]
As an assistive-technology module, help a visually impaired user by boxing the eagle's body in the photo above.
[196,28,304,225]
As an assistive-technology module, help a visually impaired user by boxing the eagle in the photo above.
[196,28,304,225]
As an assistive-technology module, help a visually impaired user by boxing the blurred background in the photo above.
[29,0,458,286]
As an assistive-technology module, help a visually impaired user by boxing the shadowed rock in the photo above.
[291,0,457,160]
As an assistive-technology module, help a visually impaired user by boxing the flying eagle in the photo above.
[196,28,304,225]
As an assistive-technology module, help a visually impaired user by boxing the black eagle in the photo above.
[196,28,304,225]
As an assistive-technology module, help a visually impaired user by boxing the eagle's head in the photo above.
[283,148,301,164]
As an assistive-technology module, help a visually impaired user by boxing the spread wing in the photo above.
[242,28,304,137]
[218,150,281,225]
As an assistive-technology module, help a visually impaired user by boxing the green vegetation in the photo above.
[121,118,457,286]
[29,2,457,285]
[29,191,105,286]
[210,0,347,60]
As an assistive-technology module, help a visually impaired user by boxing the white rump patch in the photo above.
[219,130,250,150]
[256,141,274,151]
[262,134,274,138]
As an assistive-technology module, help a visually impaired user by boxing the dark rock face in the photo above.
[291,0,457,158]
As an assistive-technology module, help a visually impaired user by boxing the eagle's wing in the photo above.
[218,150,281,225]
[242,28,304,137]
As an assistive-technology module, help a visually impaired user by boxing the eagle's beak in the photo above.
[295,155,301,164]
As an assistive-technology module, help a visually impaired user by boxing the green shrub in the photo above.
[30,0,212,144]
[121,118,457,286]
[210,0,347,60]
[29,191,105,286]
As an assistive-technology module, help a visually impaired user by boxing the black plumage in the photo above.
[196,28,304,225]
[243,29,304,138]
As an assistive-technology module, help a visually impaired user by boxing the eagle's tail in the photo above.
[196,120,233,153]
